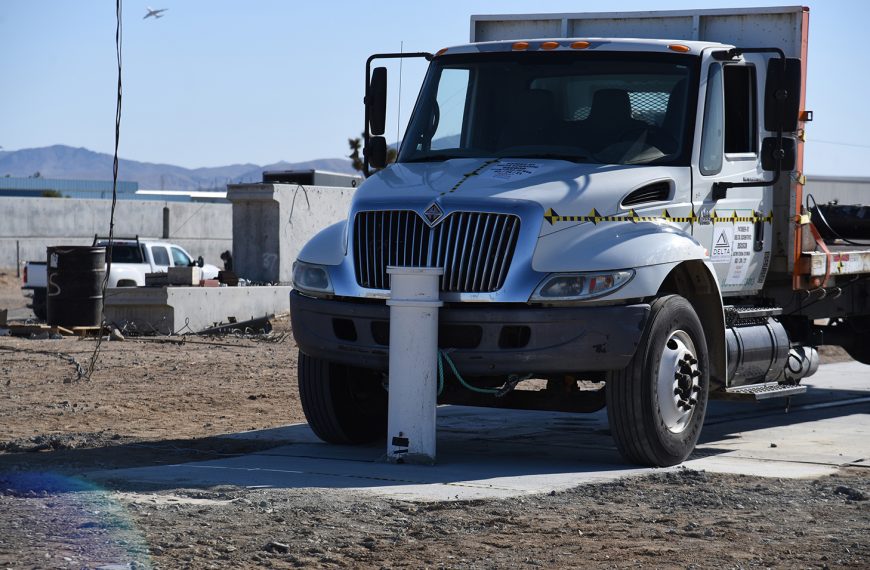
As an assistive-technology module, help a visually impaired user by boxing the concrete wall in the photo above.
[0,197,232,268]
[228,184,355,283]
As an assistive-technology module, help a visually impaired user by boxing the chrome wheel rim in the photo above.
[657,330,701,434]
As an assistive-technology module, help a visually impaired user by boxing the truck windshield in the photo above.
[398,51,698,166]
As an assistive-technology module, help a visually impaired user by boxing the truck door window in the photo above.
[723,65,757,154]
[171,247,192,267]
[700,63,724,175]
[430,68,471,150]
[151,246,170,266]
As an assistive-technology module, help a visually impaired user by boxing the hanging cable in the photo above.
[84,0,123,380]
[806,193,870,247]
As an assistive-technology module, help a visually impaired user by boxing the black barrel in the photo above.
[46,246,106,328]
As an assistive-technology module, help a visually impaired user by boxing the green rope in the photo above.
[437,351,444,396]
[438,350,501,395]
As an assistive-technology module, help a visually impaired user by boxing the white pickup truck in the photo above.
[22,237,220,320]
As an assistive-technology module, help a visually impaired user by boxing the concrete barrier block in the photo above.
[104,285,292,335]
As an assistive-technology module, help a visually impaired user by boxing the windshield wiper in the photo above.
[402,153,467,163]
[497,152,589,163]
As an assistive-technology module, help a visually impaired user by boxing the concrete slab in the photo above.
[104,285,292,334]
[87,362,870,501]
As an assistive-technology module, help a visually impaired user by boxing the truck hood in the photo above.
[358,158,690,236]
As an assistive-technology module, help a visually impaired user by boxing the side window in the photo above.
[151,246,170,266]
[171,247,191,267]
[700,64,724,175]
[430,68,470,150]
[723,65,757,154]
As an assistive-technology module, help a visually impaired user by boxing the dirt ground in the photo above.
[1,270,867,569]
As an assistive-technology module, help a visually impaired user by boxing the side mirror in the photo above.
[761,136,796,172]
[368,67,387,136]
[196,255,204,268]
[764,57,801,132]
[366,136,387,169]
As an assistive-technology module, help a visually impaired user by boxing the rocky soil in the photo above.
[0,271,867,569]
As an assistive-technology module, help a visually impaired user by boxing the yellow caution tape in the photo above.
[544,208,773,226]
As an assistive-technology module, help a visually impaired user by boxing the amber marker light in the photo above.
[570,41,590,49]
[667,44,691,53]
[435,47,448,56]
[512,41,529,51]
[541,41,560,50]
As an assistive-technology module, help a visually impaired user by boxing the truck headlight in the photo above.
[531,270,634,301]
[292,261,334,296]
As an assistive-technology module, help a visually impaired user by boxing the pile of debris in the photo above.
[144,267,242,288]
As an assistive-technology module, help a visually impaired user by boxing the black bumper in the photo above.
[290,291,649,376]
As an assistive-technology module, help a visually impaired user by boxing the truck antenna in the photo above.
[396,40,404,153]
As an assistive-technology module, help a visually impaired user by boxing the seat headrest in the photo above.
[589,89,632,123]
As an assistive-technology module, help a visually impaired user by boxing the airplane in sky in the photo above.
[144,7,168,19]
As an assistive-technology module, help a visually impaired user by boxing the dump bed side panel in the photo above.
[471,7,806,57]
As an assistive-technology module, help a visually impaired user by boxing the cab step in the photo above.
[724,382,807,400]
[723,305,783,327]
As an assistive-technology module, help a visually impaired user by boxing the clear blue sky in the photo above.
[1,1,868,176]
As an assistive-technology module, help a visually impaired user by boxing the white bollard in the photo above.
[386,266,443,465]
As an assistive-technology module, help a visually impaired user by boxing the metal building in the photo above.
[0,177,138,199]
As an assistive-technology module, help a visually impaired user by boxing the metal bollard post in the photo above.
[386,266,443,465]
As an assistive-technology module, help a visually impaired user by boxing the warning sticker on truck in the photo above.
[483,160,542,181]
[724,221,755,286]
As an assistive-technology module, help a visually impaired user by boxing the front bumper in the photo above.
[290,291,649,375]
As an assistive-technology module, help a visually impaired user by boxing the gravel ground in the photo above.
[1,272,868,569]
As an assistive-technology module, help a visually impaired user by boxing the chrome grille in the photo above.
[353,210,520,293]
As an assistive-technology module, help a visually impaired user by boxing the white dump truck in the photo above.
[290,7,870,466]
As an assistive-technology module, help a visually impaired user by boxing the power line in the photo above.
[807,139,870,150]
[85,0,123,380]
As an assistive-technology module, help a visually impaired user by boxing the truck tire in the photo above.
[298,351,387,444]
[606,295,709,467]
[837,316,870,365]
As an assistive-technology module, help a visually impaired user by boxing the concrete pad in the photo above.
[87,362,870,501]
[104,285,292,334]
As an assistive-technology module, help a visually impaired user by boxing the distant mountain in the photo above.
[0,145,358,191]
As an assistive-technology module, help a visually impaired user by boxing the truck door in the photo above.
[149,245,171,273]
[692,52,772,295]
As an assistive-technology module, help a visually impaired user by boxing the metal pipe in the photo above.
[386,266,443,464]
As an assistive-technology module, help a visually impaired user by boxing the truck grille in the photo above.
[353,210,520,293]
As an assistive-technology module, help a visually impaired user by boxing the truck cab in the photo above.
[290,7,870,467]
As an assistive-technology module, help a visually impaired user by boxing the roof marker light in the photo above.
[668,44,691,53]
[512,41,529,51]
[435,47,448,56]
[541,41,560,50]
[570,41,590,49]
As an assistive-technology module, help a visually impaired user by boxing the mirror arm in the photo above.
[364,52,433,177]
[710,47,788,201]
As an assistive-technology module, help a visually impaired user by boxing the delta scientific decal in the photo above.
[711,226,733,263]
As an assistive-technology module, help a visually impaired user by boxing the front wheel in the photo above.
[606,295,710,467]
[298,351,387,444]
